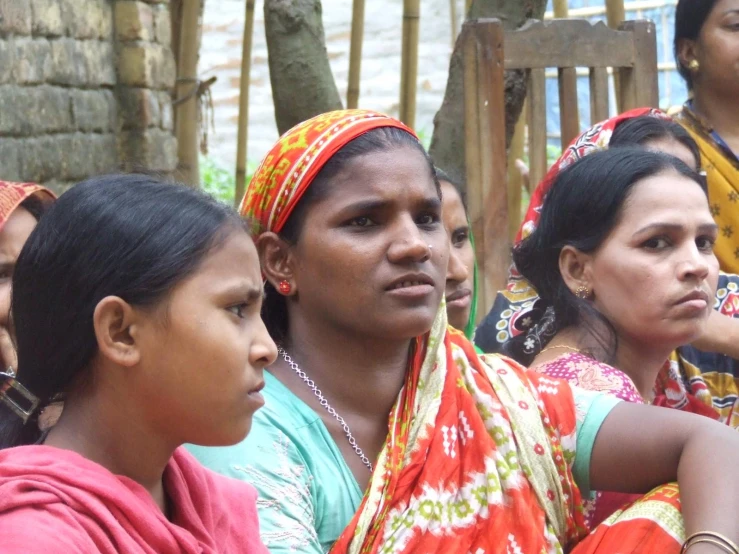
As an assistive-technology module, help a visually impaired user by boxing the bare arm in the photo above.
[691,309,739,359]
[590,402,739,544]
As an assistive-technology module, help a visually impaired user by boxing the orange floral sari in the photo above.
[242,109,684,553]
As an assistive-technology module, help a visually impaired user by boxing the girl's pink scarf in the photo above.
[0,445,266,553]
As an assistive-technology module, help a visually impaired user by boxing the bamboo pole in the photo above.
[506,101,526,242]
[175,0,202,187]
[347,0,365,109]
[450,0,458,47]
[606,0,626,112]
[399,0,421,127]
[465,0,473,15]
[234,0,256,206]
[552,0,569,17]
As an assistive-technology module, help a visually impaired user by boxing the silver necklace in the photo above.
[278,347,373,472]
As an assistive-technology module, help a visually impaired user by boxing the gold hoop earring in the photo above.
[688,59,700,71]
[575,285,591,299]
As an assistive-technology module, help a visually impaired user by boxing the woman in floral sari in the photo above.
[475,109,739,427]
[189,109,739,554]
[0,181,55,373]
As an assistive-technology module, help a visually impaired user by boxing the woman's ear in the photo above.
[93,296,141,367]
[677,38,699,72]
[559,245,593,296]
[257,232,297,296]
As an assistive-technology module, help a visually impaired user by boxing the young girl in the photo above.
[0,174,277,553]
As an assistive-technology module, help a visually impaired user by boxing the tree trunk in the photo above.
[429,0,548,185]
[264,0,343,134]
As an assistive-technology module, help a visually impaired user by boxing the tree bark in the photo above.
[429,0,548,185]
[264,0,343,134]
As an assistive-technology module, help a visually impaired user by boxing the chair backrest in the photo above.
[461,18,658,317]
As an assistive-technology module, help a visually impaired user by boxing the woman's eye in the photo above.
[417,213,439,226]
[348,216,374,227]
[452,230,469,247]
[642,237,670,250]
[227,304,247,319]
[696,236,716,251]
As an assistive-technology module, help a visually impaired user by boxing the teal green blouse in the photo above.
[188,371,619,553]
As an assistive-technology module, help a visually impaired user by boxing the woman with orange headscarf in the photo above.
[0,182,55,374]
[189,109,739,554]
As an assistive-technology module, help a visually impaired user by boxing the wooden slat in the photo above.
[558,67,580,149]
[589,66,609,124]
[622,20,659,109]
[462,19,509,318]
[504,19,636,69]
[606,0,627,112]
[527,68,547,193]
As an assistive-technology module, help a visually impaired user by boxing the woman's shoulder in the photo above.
[534,352,643,403]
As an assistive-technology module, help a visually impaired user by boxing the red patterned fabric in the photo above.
[240,110,414,235]
[0,181,55,232]
[516,108,668,244]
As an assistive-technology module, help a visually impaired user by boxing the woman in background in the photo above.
[0,181,55,373]
[672,0,739,274]
[436,167,477,338]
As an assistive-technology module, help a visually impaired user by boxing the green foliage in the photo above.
[547,144,562,167]
[200,156,235,204]
[416,127,432,150]
[200,156,257,205]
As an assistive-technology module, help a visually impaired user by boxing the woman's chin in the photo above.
[379,311,438,339]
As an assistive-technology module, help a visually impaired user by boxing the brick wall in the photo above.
[0,0,177,193]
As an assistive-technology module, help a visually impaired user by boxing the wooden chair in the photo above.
[461,18,659,317]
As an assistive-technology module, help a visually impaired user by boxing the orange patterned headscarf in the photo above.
[239,109,415,235]
[0,181,56,232]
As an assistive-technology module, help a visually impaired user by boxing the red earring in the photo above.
[278,280,292,295]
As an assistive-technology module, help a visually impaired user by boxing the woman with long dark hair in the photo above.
[0,174,276,553]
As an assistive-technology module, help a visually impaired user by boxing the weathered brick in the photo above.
[120,128,177,172]
[153,5,171,45]
[0,85,33,135]
[59,0,112,40]
[62,132,119,179]
[115,1,154,42]
[81,40,115,86]
[157,90,173,130]
[35,86,73,133]
[0,38,14,83]
[49,38,85,86]
[0,0,32,36]
[72,89,117,132]
[30,0,64,37]
[117,86,160,129]
[42,180,76,195]
[0,138,22,180]
[10,38,53,84]
[0,86,72,136]
[19,135,64,183]
[117,42,175,89]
